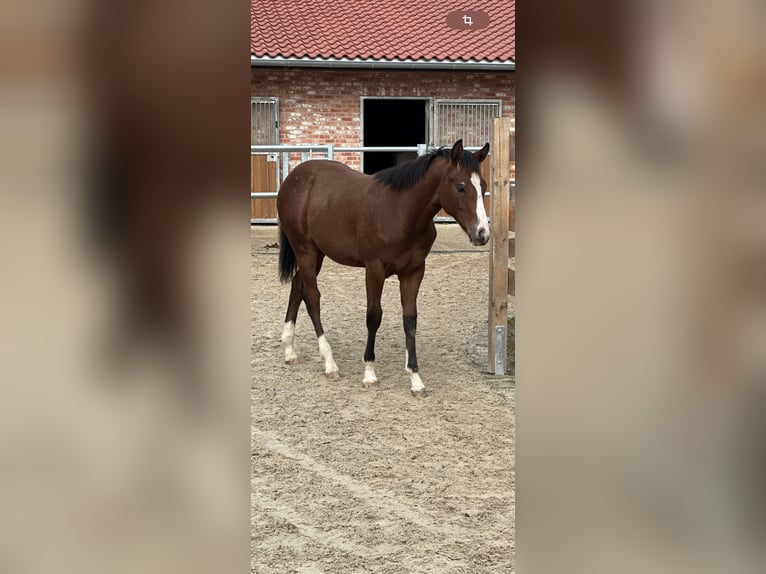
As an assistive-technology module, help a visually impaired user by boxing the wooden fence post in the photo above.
[488,117,511,375]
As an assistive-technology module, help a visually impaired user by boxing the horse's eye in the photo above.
[457,183,466,193]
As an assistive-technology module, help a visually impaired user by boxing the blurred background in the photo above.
[0,1,249,572]
[518,0,766,572]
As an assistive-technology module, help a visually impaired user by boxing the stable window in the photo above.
[434,99,502,147]
[251,97,279,145]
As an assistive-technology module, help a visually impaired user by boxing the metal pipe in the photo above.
[251,55,515,71]
[251,145,331,153]
[250,145,488,154]
[334,146,486,152]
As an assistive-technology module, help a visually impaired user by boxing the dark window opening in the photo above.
[362,99,428,175]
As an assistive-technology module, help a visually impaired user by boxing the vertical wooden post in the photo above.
[488,117,511,375]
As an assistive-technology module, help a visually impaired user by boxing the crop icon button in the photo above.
[446,10,490,30]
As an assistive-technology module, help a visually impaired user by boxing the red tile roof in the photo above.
[251,1,514,63]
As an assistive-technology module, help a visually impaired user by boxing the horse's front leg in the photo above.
[362,262,385,389]
[399,266,427,397]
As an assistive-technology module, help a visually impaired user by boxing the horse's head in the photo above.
[437,140,491,246]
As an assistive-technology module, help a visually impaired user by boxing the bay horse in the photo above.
[277,139,490,397]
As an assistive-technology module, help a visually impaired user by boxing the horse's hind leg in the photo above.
[281,273,303,364]
[297,250,339,379]
[281,252,325,364]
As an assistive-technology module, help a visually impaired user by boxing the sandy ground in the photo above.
[252,224,515,573]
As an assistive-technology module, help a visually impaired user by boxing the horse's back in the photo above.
[278,160,368,221]
[282,160,364,189]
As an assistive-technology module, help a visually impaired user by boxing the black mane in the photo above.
[372,147,480,190]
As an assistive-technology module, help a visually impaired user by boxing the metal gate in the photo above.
[434,99,502,147]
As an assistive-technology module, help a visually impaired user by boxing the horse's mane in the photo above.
[373,147,480,191]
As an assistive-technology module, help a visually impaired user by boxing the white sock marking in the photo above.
[405,350,425,392]
[471,172,490,241]
[281,321,298,363]
[363,361,378,384]
[317,335,338,375]
[407,370,426,393]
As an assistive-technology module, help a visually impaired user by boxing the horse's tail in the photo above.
[278,226,297,283]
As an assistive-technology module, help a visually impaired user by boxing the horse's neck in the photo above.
[401,166,444,230]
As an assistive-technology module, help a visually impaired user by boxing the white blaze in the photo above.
[471,172,490,239]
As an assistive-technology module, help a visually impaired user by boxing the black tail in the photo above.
[278,227,297,283]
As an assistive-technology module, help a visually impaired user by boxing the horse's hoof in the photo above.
[285,358,298,365]
[362,380,380,390]
[410,388,429,398]
[325,370,340,381]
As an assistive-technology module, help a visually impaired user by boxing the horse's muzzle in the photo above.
[472,226,490,246]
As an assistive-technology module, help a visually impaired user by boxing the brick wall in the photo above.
[251,68,515,171]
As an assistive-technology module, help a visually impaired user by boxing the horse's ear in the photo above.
[450,139,464,165]
[475,142,490,163]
